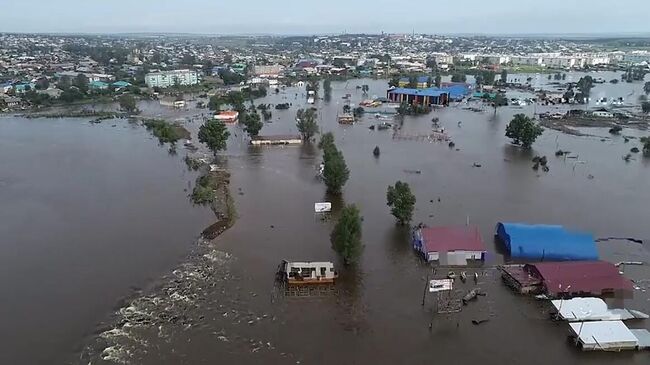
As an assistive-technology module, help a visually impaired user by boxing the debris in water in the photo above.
[448,141,456,148]
[403,169,422,174]
[472,318,489,325]
[373,146,380,157]
[460,271,467,283]
[472,163,482,168]
[462,289,479,305]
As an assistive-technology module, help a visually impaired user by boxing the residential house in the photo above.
[412,225,486,265]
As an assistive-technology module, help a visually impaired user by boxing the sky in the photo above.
[1,0,649,35]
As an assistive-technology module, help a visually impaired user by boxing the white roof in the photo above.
[551,297,648,321]
[630,329,650,349]
[569,321,638,349]
[286,261,333,269]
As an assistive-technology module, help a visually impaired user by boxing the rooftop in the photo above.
[530,261,634,296]
[419,225,485,253]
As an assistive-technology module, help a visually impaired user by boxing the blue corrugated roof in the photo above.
[496,222,598,261]
[388,87,448,97]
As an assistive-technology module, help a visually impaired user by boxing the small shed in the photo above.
[495,222,598,261]
[412,225,486,265]
[568,321,639,351]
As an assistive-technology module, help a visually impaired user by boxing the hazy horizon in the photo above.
[2,0,650,35]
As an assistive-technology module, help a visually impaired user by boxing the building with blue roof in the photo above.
[89,81,109,90]
[387,87,449,106]
[495,222,598,261]
[112,81,131,89]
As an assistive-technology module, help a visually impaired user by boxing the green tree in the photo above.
[118,94,138,113]
[386,181,416,225]
[361,84,369,94]
[505,114,544,149]
[500,69,508,84]
[451,72,466,83]
[35,78,49,90]
[74,73,89,94]
[330,204,363,265]
[353,106,365,118]
[408,75,418,88]
[577,76,594,97]
[644,81,650,95]
[318,132,335,150]
[243,107,263,137]
[57,75,71,90]
[323,78,332,101]
[296,108,319,141]
[198,119,230,155]
[434,74,442,88]
[642,101,650,114]
[208,95,222,111]
[323,145,349,194]
[388,75,400,88]
[493,93,508,113]
[641,137,650,156]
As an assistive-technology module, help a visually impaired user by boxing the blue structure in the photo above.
[495,222,598,261]
[387,87,449,106]
[112,81,131,88]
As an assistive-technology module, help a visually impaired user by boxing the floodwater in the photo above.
[0,117,214,365]
[80,76,650,364]
[3,73,650,365]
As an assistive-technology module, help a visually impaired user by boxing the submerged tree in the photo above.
[331,204,363,265]
[118,94,138,113]
[323,78,332,101]
[500,69,508,84]
[505,114,544,149]
[296,108,319,141]
[386,181,416,225]
[434,74,442,88]
[243,107,263,137]
[577,76,594,97]
[323,144,350,194]
[198,119,230,155]
[493,93,508,114]
[319,132,335,150]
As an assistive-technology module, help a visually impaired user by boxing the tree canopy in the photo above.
[500,69,508,84]
[118,94,137,113]
[296,108,319,141]
[330,204,363,265]
[451,73,467,83]
[198,119,230,155]
[322,143,349,194]
[505,114,544,149]
[318,132,335,150]
[577,76,594,97]
[642,101,650,114]
[386,181,416,225]
[243,107,263,137]
[644,81,650,95]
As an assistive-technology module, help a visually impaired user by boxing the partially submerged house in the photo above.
[550,297,648,322]
[250,134,302,145]
[568,320,650,351]
[277,260,337,285]
[495,222,598,261]
[500,261,634,298]
[214,110,239,124]
[412,225,486,265]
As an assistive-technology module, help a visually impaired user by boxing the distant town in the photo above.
[2,33,650,112]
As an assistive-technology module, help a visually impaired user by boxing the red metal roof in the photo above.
[421,225,485,253]
[530,261,634,296]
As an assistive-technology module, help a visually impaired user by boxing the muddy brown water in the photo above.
[2,74,650,364]
[0,118,214,365]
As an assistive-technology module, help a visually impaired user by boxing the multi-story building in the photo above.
[145,69,199,88]
[623,51,650,65]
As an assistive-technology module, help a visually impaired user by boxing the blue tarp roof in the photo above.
[496,222,598,261]
[388,87,448,97]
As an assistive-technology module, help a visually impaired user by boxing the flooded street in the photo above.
[2,74,650,364]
